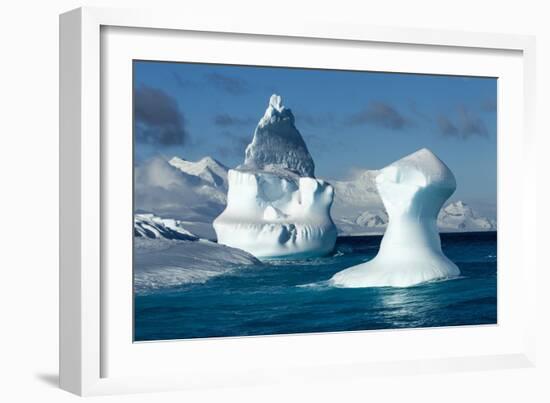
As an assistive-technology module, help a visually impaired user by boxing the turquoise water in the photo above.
[134,232,497,341]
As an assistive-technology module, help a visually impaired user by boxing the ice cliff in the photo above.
[331,148,460,287]
[213,94,337,259]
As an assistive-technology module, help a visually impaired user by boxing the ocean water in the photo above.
[134,232,497,341]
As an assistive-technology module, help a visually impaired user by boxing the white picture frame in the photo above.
[59,6,537,396]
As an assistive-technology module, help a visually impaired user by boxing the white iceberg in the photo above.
[213,94,337,259]
[331,148,460,287]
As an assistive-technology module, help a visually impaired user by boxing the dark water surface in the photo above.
[134,232,497,341]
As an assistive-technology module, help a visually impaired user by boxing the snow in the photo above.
[330,167,495,235]
[438,200,496,231]
[134,214,261,293]
[331,148,461,288]
[355,210,388,228]
[134,156,228,239]
[214,167,337,259]
[134,213,198,240]
[134,237,260,294]
[240,94,315,177]
[213,94,337,258]
[169,156,228,189]
[329,169,384,234]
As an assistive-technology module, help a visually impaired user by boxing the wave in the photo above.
[296,280,333,290]
[297,275,468,292]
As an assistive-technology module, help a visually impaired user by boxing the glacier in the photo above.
[331,148,461,288]
[213,94,337,259]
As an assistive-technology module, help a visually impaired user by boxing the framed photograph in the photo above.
[60,7,537,396]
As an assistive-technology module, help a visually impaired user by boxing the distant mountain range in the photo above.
[438,200,496,232]
[328,169,496,234]
[134,155,496,238]
[169,156,228,189]
[134,156,229,239]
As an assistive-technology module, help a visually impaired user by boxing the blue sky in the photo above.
[134,60,497,217]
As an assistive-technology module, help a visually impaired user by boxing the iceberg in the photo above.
[213,94,337,259]
[241,94,315,177]
[331,148,460,287]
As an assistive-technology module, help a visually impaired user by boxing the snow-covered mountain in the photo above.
[169,156,228,189]
[355,210,388,228]
[329,170,384,234]
[327,168,495,234]
[334,199,496,235]
[438,201,496,231]
[134,213,198,240]
[134,156,229,239]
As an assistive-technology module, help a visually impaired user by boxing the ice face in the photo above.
[240,94,315,177]
[331,148,460,287]
[213,170,337,259]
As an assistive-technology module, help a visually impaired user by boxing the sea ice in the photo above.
[331,148,460,287]
[134,237,260,293]
[213,94,337,258]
